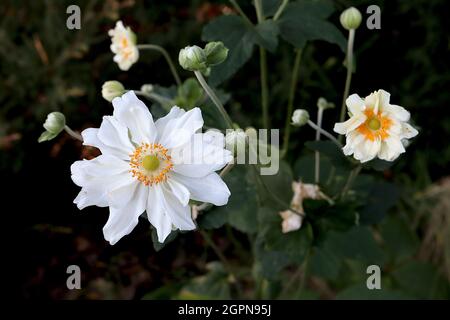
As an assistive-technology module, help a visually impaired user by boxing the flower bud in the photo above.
[340,7,362,30]
[225,130,247,154]
[178,45,207,71]
[317,97,335,110]
[140,84,154,95]
[204,41,228,66]
[38,112,66,143]
[291,109,309,127]
[102,81,125,102]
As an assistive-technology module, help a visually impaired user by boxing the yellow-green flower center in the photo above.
[368,117,381,130]
[142,155,160,171]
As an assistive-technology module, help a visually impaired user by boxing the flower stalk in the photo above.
[281,48,302,158]
[194,70,234,128]
[339,29,355,125]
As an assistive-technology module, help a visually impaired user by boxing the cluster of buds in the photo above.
[178,41,228,73]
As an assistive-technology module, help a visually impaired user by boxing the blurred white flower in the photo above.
[334,89,418,163]
[108,21,139,71]
[279,181,323,234]
[71,91,232,244]
[279,210,302,233]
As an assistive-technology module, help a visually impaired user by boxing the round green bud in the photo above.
[317,97,335,110]
[340,7,362,30]
[178,45,207,71]
[43,112,66,134]
[102,80,126,102]
[291,109,310,127]
[204,41,229,66]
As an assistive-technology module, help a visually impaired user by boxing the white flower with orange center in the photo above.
[334,89,418,163]
[71,91,232,244]
[108,21,139,71]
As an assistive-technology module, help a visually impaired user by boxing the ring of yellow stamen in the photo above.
[129,143,173,186]
[357,108,392,141]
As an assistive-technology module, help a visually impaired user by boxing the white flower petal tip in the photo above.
[334,89,418,163]
[109,20,139,71]
[279,211,302,233]
[70,96,230,245]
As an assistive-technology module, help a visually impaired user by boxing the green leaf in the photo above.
[202,15,255,86]
[363,158,395,171]
[256,160,293,209]
[258,207,313,263]
[254,235,291,280]
[151,228,178,252]
[175,77,203,109]
[262,0,282,17]
[392,261,450,299]
[197,165,258,233]
[326,226,385,265]
[309,246,341,280]
[178,262,231,300]
[202,15,280,85]
[358,181,400,225]
[380,215,419,262]
[305,140,352,169]
[254,20,279,53]
[277,0,346,51]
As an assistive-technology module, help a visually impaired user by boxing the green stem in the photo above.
[199,229,243,297]
[64,125,83,141]
[254,0,270,129]
[339,29,355,128]
[315,107,324,184]
[307,120,342,148]
[229,0,254,26]
[194,71,234,128]
[273,0,289,21]
[281,49,302,158]
[341,165,362,197]
[137,44,182,86]
[259,47,270,129]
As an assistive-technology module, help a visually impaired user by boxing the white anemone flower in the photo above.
[71,91,232,244]
[108,21,139,71]
[334,89,418,163]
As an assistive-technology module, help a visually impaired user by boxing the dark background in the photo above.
[1,0,449,299]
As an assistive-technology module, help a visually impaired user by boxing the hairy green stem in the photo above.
[273,0,289,21]
[281,49,302,158]
[229,0,254,26]
[315,107,324,184]
[137,44,182,86]
[64,125,83,141]
[307,120,342,148]
[194,71,234,128]
[339,29,356,130]
[134,90,173,108]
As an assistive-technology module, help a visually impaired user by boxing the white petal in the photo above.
[97,116,135,155]
[346,94,365,115]
[147,187,173,243]
[112,91,156,144]
[171,133,233,178]
[386,104,411,122]
[378,137,405,161]
[157,107,204,149]
[333,114,366,135]
[74,187,108,209]
[102,183,148,245]
[171,172,230,206]
[400,122,419,139]
[158,184,196,231]
[155,106,186,133]
[107,178,140,209]
[81,128,130,160]
[166,178,190,206]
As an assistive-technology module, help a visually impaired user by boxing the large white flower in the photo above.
[108,21,139,71]
[334,89,418,163]
[71,91,232,244]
